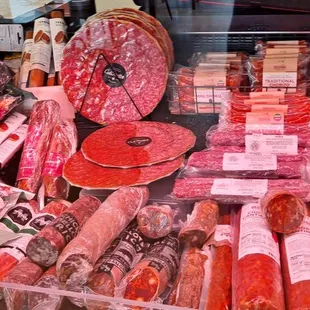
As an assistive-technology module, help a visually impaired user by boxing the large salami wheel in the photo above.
[81,121,196,168]
[61,16,168,125]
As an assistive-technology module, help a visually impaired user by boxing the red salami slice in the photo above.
[81,121,195,167]
[61,18,168,125]
[63,152,183,190]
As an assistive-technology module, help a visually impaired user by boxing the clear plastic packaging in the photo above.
[232,203,285,309]
[0,62,14,92]
[260,190,306,233]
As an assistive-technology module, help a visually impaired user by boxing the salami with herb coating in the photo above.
[26,196,101,267]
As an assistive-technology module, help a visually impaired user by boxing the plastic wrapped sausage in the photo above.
[261,190,306,233]
[86,222,150,310]
[42,119,78,199]
[27,265,62,310]
[137,204,174,239]
[118,233,180,303]
[16,100,61,193]
[179,200,219,247]
[56,187,149,306]
[168,247,208,309]
[26,196,101,267]
[233,203,285,309]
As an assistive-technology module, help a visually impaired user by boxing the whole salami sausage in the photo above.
[261,190,306,233]
[28,265,62,310]
[26,196,101,267]
[137,204,174,239]
[280,208,310,309]
[86,222,150,310]
[233,203,285,310]
[118,233,180,303]
[16,100,61,193]
[3,258,45,310]
[56,187,149,306]
[168,247,208,309]
[42,119,78,199]
[179,200,219,247]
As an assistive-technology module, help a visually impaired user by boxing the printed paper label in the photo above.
[249,91,285,100]
[266,48,300,56]
[223,153,277,171]
[245,112,284,134]
[30,17,51,73]
[244,98,280,105]
[263,72,297,89]
[19,212,56,235]
[284,217,310,284]
[214,225,232,244]
[245,135,298,155]
[194,68,226,87]
[195,88,230,104]
[19,38,33,88]
[267,40,299,45]
[50,18,67,72]
[238,203,280,265]
[211,179,268,197]
[251,104,288,114]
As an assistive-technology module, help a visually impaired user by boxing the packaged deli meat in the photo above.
[81,121,195,168]
[137,204,175,239]
[27,265,62,310]
[61,11,169,125]
[205,209,232,310]
[233,203,285,309]
[261,190,306,233]
[117,233,180,303]
[26,196,101,267]
[16,100,61,193]
[86,222,150,309]
[172,178,310,203]
[281,209,310,309]
[0,61,14,91]
[63,152,183,190]
[3,258,45,310]
[19,30,33,89]
[168,247,208,309]
[56,187,149,306]
[42,120,78,199]
[179,200,219,247]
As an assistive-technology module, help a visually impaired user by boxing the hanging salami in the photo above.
[63,152,183,190]
[26,196,101,267]
[61,16,168,125]
[56,187,149,306]
[81,121,195,168]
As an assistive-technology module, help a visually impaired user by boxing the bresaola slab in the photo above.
[81,121,195,168]
[63,152,184,190]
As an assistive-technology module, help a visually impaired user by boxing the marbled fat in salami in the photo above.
[63,152,183,190]
[81,121,195,167]
[61,18,168,125]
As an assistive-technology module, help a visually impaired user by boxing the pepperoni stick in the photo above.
[56,187,149,306]
[179,200,219,247]
[27,196,100,267]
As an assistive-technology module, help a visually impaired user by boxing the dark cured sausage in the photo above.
[26,196,101,267]
[234,203,285,309]
[179,200,219,247]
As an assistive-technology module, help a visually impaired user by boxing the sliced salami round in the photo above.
[63,152,184,190]
[61,18,168,125]
[81,121,196,168]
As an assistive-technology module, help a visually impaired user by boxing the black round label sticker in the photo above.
[126,137,152,147]
[103,63,127,88]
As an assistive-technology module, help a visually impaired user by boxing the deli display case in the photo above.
[0,1,310,309]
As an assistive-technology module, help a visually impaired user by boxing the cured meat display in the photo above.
[179,200,219,247]
[61,9,171,125]
[173,178,310,203]
[42,119,78,199]
[137,204,174,239]
[26,196,101,267]
[81,121,195,168]
[27,266,62,310]
[56,187,149,306]
[261,190,306,233]
[63,152,183,189]
[86,222,149,310]
[118,233,180,302]
[16,100,61,193]
[281,209,310,309]
[168,247,208,309]
[233,203,285,309]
